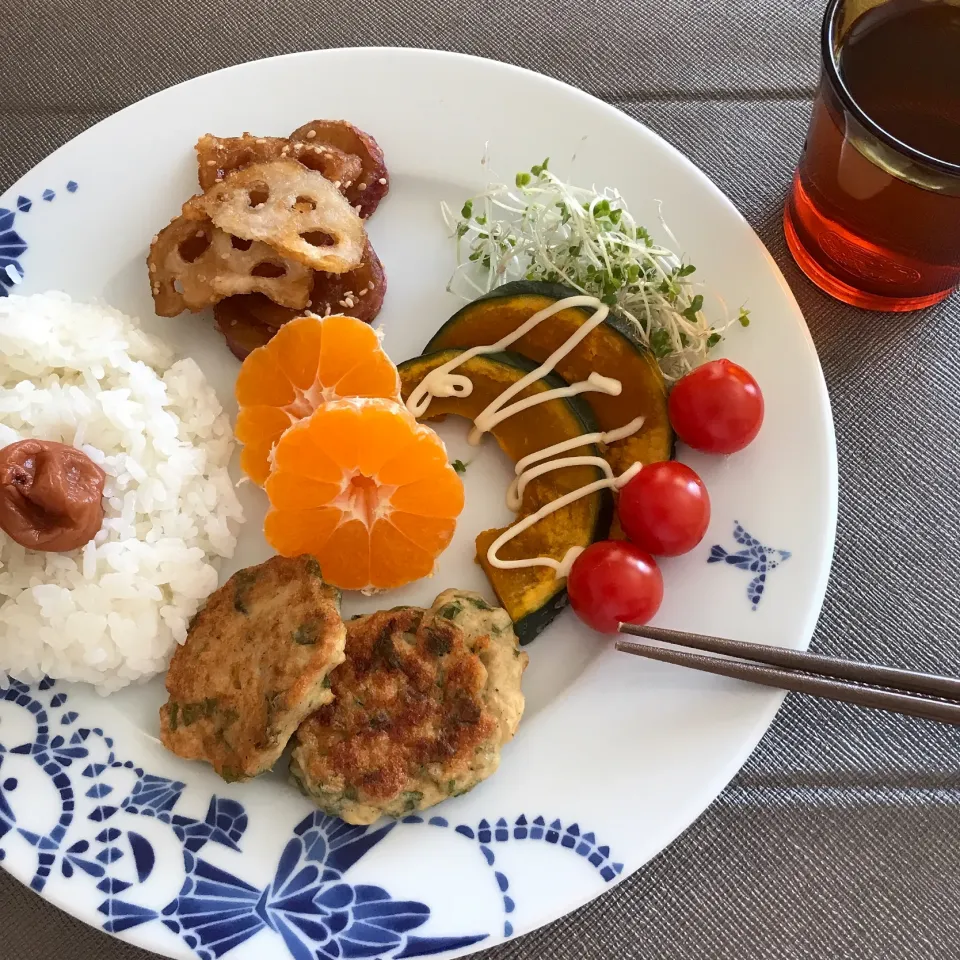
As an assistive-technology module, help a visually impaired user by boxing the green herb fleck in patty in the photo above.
[436,601,463,621]
[233,569,257,615]
[293,621,320,645]
[426,628,453,657]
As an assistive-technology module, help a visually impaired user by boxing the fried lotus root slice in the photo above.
[213,300,274,361]
[197,133,288,190]
[305,240,387,323]
[185,159,366,273]
[290,141,363,191]
[215,295,295,345]
[196,133,363,194]
[290,120,389,218]
[148,215,313,317]
[213,240,387,358]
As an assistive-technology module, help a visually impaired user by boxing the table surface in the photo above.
[3,2,960,959]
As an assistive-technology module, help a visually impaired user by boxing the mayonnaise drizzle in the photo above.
[405,296,647,579]
[470,372,621,445]
[506,416,646,511]
[489,461,643,579]
[406,296,613,424]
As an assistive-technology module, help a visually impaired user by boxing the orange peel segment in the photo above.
[234,314,400,485]
[264,399,464,592]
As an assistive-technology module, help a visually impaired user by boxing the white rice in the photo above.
[0,292,243,694]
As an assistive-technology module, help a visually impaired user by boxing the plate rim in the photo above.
[0,44,839,959]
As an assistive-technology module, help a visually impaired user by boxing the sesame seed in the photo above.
[149,264,157,274]
[358,289,367,297]
[196,230,204,238]
[358,183,368,191]
[151,234,159,243]
[324,305,332,317]
[206,160,216,166]
[333,181,341,188]
[338,299,349,307]
[378,177,387,185]
[354,204,362,214]
[343,180,353,188]
[306,129,317,139]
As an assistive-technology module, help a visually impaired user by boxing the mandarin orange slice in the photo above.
[234,314,400,484]
[264,398,465,592]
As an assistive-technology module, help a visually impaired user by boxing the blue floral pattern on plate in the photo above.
[0,182,790,956]
[0,677,622,959]
[0,207,28,295]
[0,176,631,957]
[0,185,77,295]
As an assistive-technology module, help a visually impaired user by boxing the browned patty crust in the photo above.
[160,554,346,782]
[290,589,527,823]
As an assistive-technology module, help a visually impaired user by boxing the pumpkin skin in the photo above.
[398,349,612,644]
[425,280,674,477]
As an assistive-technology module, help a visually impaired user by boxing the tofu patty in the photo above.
[290,589,528,824]
[160,554,346,782]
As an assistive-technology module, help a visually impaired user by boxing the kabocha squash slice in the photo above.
[425,280,674,476]
[398,349,612,644]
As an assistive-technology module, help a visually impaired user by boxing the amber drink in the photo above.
[784,0,960,311]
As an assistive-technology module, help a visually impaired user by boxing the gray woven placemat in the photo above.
[3,2,960,958]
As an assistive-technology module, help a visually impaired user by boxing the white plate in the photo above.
[0,48,836,960]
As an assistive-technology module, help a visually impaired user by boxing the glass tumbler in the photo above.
[783,0,960,311]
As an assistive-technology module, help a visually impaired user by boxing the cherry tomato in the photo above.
[618,461,710,556]
[668,359,764,454]
[567,540,663,633]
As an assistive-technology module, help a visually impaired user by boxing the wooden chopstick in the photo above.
[616,624,960,726]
